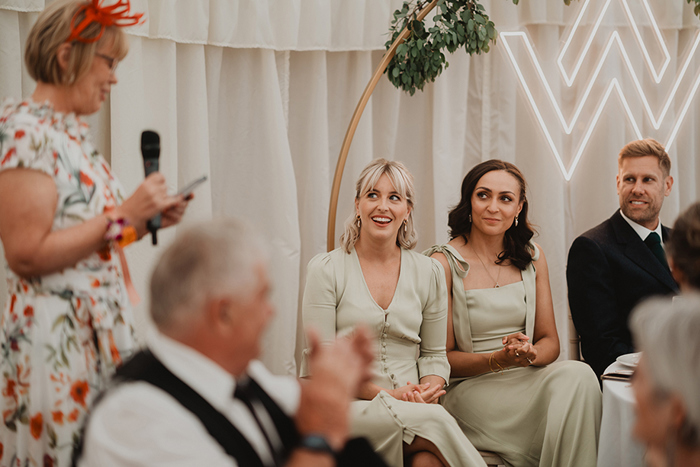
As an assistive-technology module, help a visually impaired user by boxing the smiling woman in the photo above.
[426,159,602,466]
[300,159,486,467]
[0,1,190,465]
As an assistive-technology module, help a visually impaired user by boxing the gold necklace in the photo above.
[471,244,501,288]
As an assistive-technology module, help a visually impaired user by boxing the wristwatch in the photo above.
[299,434,337,458]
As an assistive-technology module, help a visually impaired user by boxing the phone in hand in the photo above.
[177,175,208,200]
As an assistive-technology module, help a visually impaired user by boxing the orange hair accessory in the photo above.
[67,0,144,43]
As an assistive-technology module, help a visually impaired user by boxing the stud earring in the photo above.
[469,214,472,223]
[514,216,519,227]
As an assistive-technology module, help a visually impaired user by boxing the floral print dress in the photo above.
[0,99,136,467]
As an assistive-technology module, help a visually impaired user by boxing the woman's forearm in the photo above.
[418,374,445,389]
[447,350,498,377]
[356,381,387,400]
[531,336,559,366]
[7,213,111,278]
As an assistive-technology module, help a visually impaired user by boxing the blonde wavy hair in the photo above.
[339,158,417,253]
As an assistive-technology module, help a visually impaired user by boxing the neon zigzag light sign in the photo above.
[500,0,700,181]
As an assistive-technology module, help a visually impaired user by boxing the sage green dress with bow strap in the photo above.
[300,247,486,467]
[424,244,602,467]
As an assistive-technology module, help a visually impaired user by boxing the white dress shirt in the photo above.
[79,331,300,467]
[620,210,665,245]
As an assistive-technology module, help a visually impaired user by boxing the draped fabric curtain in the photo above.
[1,0,698,375]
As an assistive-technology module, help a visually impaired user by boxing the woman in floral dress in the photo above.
[0,1,189,465]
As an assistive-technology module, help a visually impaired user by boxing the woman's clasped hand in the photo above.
[500,332,537,367]
[391,381,446,404]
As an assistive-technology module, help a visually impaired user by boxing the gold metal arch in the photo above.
[326,0,438,251]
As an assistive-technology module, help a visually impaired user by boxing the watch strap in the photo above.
[299,434,337,458]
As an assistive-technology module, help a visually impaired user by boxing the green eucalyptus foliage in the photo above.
[690,0,700,17]
[386,0,700,95]
[385,0,511,95]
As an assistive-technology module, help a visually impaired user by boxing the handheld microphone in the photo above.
[141,130,161,245]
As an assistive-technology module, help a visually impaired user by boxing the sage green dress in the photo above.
[300,247,486,467]
[425,244,602,467]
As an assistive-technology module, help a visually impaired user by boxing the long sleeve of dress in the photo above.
[299,252,337,377]
[416,258,450,382]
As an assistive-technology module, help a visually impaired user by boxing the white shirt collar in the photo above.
[146,329,300,416]
[147,329,237,411]
[620,209,664,245]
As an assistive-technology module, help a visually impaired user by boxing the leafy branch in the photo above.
[385,0,502,95]
[689,0,700,17]
[386,0,700,95]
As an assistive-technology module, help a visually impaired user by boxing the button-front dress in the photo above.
[300,247,485,467]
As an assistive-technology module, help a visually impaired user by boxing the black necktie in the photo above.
[234,379,283,467]
[644,232,668,269]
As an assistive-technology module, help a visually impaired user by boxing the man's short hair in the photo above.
[618,138,671,177]
[149,218,266,331]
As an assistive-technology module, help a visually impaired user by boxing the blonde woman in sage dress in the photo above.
[301,159,485,467]
[426,160,602,467]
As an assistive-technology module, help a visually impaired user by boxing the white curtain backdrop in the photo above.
[1,0,698,375]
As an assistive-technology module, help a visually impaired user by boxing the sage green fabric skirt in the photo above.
[443,361,601,467]
[351,391,486,467]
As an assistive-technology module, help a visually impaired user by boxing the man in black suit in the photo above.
[567,138,679,378]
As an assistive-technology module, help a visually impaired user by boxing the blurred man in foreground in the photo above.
[77,218,385,467]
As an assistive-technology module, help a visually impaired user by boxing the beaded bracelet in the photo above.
[105,216,137,248]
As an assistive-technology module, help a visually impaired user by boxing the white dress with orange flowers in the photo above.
[0,99,136,467]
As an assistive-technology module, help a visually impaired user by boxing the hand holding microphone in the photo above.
[141,130,161,245]
[111,130,189,245]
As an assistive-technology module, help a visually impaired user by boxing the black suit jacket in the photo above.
[566,210,678,378]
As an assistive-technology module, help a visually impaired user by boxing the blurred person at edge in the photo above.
[0,1,188,465]
[630,296,700,467]
[666,202,700,293]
